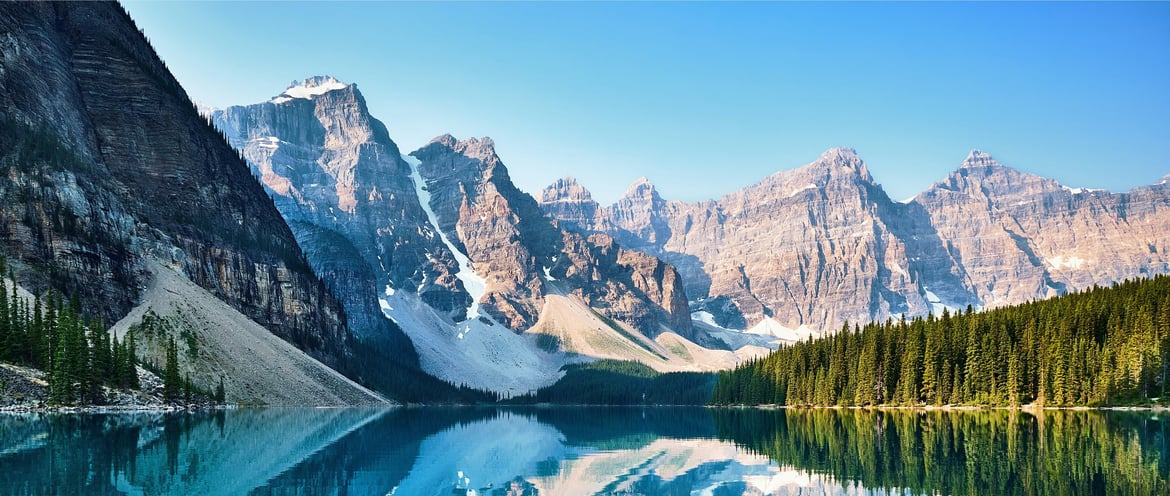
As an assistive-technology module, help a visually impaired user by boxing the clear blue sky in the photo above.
[123,1,1170,204]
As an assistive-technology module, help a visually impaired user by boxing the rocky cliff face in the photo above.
[411,135,692,338]
[912,150,1170,308]
[540,148,1170,332]
[212,79,694,345]
[211,78,472,359]
[411,135,560,329]
[0,2,350,367]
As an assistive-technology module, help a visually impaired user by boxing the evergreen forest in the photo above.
[712,275,1170,406]
[0,255,142,405]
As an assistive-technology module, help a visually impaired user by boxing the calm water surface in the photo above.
[0,407,1166,495]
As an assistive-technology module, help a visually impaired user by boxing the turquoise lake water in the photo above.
[0,407,1166,495]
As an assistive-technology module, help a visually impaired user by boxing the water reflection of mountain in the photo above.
[0,408,1164,495]
[0,409,389,495]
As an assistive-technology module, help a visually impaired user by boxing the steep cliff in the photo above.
[0,3,351,372]
[211,82,710,392]
[913,150,1170,308]
[410,134,692,338]
[540,148,1170,333]
[211,78,475,360]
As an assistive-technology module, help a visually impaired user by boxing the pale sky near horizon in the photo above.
[123,1,1170,205]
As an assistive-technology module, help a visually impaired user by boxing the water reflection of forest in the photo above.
[0,408,1165,495]
[714,408,1169,496]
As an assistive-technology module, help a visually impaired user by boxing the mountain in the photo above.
[0,2,384,405]
[540,148,1170,333]
[211,76,469,361]
[911,150,1170,308]
[212,81,743,394]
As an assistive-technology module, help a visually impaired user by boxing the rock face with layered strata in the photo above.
[0,2,350,368]
[912,150,1170,307]
[212,78,471,358]
[410,135,692,338]
[540,148,1170,332]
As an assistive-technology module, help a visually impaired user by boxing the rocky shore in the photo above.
[0,362,219,413]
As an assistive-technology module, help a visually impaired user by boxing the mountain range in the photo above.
[2,2,1167,403]
[208,77,747,393]
[541,148,1170,334]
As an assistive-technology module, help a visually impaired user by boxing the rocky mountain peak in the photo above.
[271,75,349,104]
[961,149,1000,169]
[541,176,594,203]
[454,136,497,161]
[792,147,873,185]
[419,134,499,165]
[819,146,860,163]
[540,177,601,233]
[622,176,662,202]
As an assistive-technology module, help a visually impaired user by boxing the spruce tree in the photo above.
[163,337,180,400]
[214,378,225,403]
[0,275,9,362]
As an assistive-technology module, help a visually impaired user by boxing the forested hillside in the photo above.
[0,256,143,405]
[713,276,1170,406]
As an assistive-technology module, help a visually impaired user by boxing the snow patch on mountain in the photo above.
[787,183,817,198]
[271,75,348,104]
[922,286,957,316]
[252,136,280,150]
[1061,185,1104,195]
[403,153,487,321]
[1047,255,1087,270]
[745,317,818,343]
[691,312,783,352]
[691,310,722,328]
[379,290,563,395]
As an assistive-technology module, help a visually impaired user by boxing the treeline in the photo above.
[343,339,500,404]
[713,275,1170,406]
[506,360,717,405]
[0,256,140,405]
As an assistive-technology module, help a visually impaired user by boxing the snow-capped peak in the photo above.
[271,75,348,104]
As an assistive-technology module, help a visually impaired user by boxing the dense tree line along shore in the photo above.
[6,242,1170,408]
[0,255,149,405]
[713,275,1170,407]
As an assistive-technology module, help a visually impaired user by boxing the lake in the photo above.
[0,407,1165,495]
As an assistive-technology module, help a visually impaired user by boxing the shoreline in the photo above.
[0,403,231,414]
[712,404,1170,412]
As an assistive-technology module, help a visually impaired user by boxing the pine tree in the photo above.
[214,377,225,403]
[0,275,9,362]
[124,332,140,389]
[921,328,940,405]
[163,337,180,400]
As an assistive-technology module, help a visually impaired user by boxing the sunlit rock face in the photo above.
[213,78,475,360]
[411,135,693,338]
[541,148,1170,332]
[214,83,695,341]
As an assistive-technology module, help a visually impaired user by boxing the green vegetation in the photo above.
[714,408,1169,495]
[342,338,500,404]
[507,359,717,405]
[588,309,666,360]
[713,275,1170,406]
[0,113,90,174]
[0,255,140,405]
